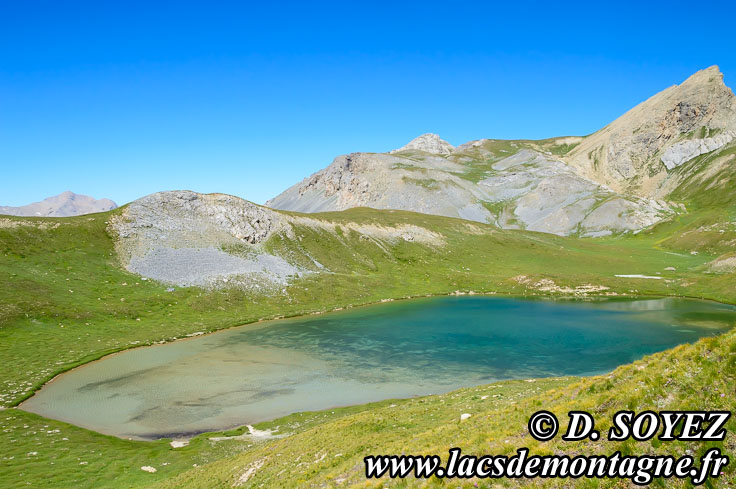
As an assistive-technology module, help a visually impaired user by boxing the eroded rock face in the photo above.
[114,191,278,246]
[564,66,736,196]
[579,198,670,237]
[660,130,736,169]
[109,190,448,288]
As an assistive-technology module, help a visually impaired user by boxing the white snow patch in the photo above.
[614,274,662,280]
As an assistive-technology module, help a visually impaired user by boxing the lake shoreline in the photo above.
[19,293,735,440]
[14,288,736,411]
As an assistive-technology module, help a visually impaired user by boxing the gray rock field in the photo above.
[127,247,300,288]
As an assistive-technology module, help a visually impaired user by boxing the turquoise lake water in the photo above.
[22,296,736,439]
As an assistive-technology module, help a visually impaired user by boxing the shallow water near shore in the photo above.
[22,296,736,439]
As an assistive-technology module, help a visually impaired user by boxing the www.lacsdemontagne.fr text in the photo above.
[365,447,727,485]
[364,410,731,486]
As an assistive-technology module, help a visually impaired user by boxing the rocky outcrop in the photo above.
[110,190,446,288]
[564,66,736,197]
[113,191,279,246]
[109,191,301,289]
[660,130,736,169]
[707,253,736,273]
[0,191,117,217]
[390,133,455,154]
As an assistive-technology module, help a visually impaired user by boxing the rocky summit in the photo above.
[0,191,117,217]
[389,133,455,154]
[267,66,736,237]
[565,65,736,197]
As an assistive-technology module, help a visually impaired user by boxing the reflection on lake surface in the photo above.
[22,296,735,439]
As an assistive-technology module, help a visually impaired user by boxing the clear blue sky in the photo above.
[2,1,735,206]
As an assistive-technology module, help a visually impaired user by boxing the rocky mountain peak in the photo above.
[390,133,455,155]
[564,66,736,197]
[680,65,727,89]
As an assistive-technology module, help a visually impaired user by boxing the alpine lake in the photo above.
[22,296,736,439]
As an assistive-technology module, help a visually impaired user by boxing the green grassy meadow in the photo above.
[1,196,734,488]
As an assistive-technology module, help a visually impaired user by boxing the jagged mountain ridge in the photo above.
[0,191,118,217]
[267,66,736,236]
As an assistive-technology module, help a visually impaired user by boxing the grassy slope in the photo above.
[3,208,725,409]
[0,395,426,488]
[0,171,734,488]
